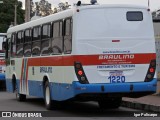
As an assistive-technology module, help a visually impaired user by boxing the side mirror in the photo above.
[2,41,6,50]
[5,38,9,59]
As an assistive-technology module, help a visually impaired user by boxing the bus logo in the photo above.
[99,54,135,60]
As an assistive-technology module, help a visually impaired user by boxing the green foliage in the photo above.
[31,0,53,17]
[0,0,24,33]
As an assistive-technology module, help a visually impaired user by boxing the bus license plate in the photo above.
[108,71,125,83]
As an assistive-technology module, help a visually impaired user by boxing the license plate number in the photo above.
[108,71,125,83]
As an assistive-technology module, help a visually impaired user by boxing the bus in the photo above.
[0,33,6,89]
[5,4,157,110]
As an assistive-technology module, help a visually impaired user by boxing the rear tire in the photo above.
[44,81,53,110]
[98,97,122,109]
[15,84,26,101]
[44,81,65,110]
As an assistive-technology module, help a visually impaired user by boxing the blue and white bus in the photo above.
[5,4,157,110]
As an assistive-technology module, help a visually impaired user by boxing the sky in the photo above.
[20,0,160,11]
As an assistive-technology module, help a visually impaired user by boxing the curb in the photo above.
[121,100,160,113]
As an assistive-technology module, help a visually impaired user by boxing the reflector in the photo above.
[151,61,156,67]
[75,64,81,69]
[147,74,152,79]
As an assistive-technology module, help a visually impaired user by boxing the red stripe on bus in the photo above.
[26,53,156,66]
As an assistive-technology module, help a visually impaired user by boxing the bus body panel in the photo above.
[74,6,156,84]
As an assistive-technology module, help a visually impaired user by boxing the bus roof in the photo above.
[7,4,148,34]
[7,9,73,34]
[78,4,148,10]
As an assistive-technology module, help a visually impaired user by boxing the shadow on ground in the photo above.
[23,97,136,117]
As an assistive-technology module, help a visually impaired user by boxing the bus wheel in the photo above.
[15,84,26,101]
[44,81,64,110]
[98,97,122,109]
[44,81,53,110]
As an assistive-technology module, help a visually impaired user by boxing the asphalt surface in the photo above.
[0,91,159,119]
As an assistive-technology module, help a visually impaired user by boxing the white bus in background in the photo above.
[5,4,156,110]
[0,33,6,89]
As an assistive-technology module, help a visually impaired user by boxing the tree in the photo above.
[31,0,53,17]
[0,0,24,33]
[58,2,70,12]
[152,9,160,20]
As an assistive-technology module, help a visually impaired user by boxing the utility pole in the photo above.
[25,0,31,22]
[14,4,17,26]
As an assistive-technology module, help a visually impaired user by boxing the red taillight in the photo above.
[74,62,89,84]
[78,70,83,76]
[145,59,156,82]
[149,68,154,73]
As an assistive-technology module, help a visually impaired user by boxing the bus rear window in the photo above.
[127,11,143,21]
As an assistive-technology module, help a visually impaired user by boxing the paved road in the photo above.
[0,91,159,119]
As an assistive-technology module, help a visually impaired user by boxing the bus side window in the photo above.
[32,26,41,56]
[24,28,32,57]
[51,21,63,54]
[64,18,72,54]
[11,33,16,58]
[41,23,51,55]
[16,31,24,57]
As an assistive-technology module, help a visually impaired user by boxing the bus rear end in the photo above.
[72,5,156,107]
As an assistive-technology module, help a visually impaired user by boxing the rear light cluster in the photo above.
[74,62,89,84]
[145,59,156,82]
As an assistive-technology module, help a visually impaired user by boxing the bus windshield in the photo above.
[0,33,6,53]
[76,8,153,39]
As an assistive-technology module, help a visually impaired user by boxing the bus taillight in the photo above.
[74,62,89,84]
[145,59,156,82]
[78,70,83,76]
[149,68,154,73]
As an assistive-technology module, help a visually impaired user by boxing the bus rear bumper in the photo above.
[73,78,157,98]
